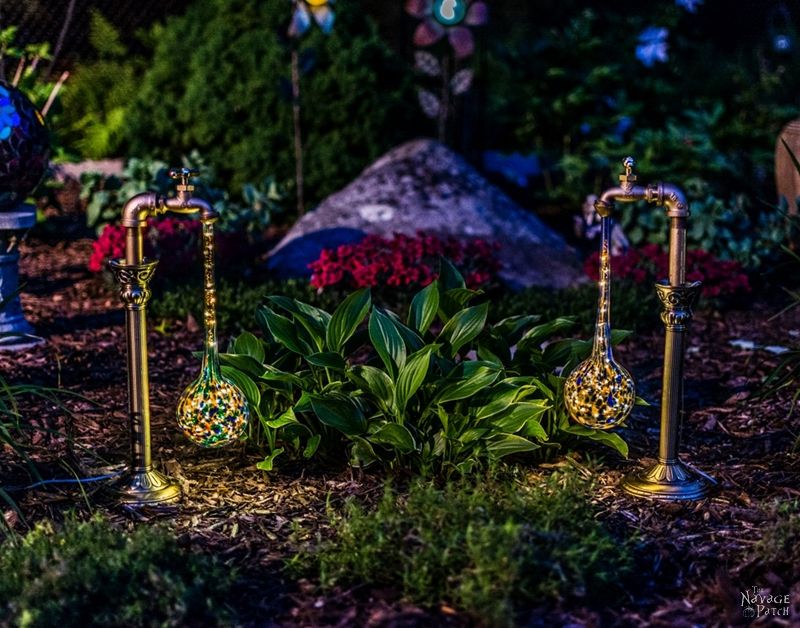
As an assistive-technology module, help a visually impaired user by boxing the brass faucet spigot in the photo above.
[108,165,217,506]
[584,157,715,501]
[619,156,637,191]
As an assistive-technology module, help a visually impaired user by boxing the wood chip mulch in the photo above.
[1,233,798,627]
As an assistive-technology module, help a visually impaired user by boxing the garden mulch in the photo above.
[1,231,799,627]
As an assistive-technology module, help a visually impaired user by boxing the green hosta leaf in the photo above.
[458,427,489,444]
[260,366,306,388]
[435,364,501,404]
[221,366,260,409]
[492,315,541,345]
[369,308,406,376]
[348,365,395,407]
[350,437,378,467]
[261,307,313,355]
[486,434,540,459]
[408,281,440,333]
[303,434,322,458]
[310,395,367,436]
[256,448,284,471]
[219,353,266,379]
[265,407,301,429]
[305,352,346,370]
[385,310,425,352]
[438,302,489,356]
[475,386,519,420]
[517,317,576,353]
[491,401,549,435]
[560,425,629,458]
[439,257,466,291]
[395,345,438,414]
[233,331,265,363]
[327,288,371,354]
[369,423,416,453]
[267,296,330,351]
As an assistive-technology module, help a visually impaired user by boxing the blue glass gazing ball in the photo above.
[432,0,468,26]
[0,81,50,212]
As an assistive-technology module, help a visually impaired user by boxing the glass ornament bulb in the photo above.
[433,0,468,26]
[564,216,635,429]
[177,220,249,447]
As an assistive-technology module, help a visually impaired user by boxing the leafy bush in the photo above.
[125,0,416,209]
[221,261,629,474]
[483,3,798,209]
[0,515,235,627]
[88,217,202,277]
[618,190,794,271]
[296,470,634,626]
[57,10,143,159]
[81,156,284,238]
[583,244,751,299]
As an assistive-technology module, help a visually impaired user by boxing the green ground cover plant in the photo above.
[294,469,635,626]
[0,515,235,627]
[221,261,630,474]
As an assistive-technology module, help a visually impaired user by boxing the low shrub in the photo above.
[0,515,235,627]
[89,217,202,277]
[754,500,800,584]
[222,260,630,473]
[295,470,634,626]
[308,232,501,291]
[583,244,751,300]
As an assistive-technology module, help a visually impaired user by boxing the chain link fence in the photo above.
[1,0,190,70]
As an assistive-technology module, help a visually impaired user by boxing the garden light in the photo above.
[567,157,715,501]
[108,168,249,505]
[0,81,49,350]
[564,211,636,430]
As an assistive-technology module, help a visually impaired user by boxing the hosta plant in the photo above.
[222,261,629,474]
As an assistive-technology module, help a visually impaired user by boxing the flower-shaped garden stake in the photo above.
[406,0,487,142]
[287,0,335,216]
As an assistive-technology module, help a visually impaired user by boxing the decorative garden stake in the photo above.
[577,157,715,501]
[0,80,49,350]
[108,168,227,505]
[564,213,636,429]
[406,0,487,142]
[287,0,336,216]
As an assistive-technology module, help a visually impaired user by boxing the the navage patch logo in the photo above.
[741,585,790,619]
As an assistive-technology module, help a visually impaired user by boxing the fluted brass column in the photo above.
[108,257,181,504]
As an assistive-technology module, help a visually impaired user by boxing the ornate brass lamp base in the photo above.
[109,468,181,505]
[621,460,714,501]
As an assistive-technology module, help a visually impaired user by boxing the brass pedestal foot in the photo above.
[110,467,181,506]
[621,459,714,501]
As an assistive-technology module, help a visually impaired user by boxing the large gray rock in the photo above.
[269,139,583,289]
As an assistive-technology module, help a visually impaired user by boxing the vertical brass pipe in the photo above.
[108,195,181,505]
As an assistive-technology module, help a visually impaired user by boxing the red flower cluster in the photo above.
[308,232,501,290]
[584,243,751,298]
[89,217,202,275]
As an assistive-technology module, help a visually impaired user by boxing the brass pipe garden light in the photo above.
[108,167,217,506]
[572,157,715,501]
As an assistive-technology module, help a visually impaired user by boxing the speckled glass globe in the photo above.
[176,374,250,448]
[0,81,49,211]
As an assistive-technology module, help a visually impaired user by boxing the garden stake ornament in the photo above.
[569,157,715,501]
[108,168,249,506]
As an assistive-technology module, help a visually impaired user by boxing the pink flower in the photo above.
[405,0,488,59]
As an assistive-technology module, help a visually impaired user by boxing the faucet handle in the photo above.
[619,156,637,188]
[168,167,199,192]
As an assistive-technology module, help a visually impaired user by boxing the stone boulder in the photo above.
[268,139,584,289]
